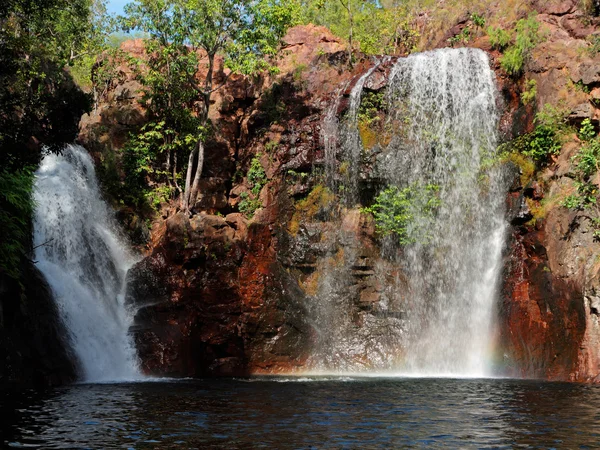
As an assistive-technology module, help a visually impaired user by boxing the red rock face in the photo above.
[499,227,586,381]
[84,10,600,381]
[128,212,312,377]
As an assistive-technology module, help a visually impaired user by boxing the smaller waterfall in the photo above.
[33,145,142,382]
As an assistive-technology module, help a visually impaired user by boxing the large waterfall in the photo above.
[33,145,141,382]
[310,48,507,377]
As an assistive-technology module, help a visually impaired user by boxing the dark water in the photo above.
[2,377,600,449]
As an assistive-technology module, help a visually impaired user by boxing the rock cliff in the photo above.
[78,0,600,381]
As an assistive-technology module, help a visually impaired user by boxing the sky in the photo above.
[106,0,128,16]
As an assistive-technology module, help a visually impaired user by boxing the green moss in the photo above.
[289,185,335,235]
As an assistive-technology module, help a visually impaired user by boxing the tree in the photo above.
[0,0,107,169]
[121,0,299,213]
[0,0,103,279]
[299,0,420,56]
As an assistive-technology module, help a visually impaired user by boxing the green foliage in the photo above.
[487,26,511,50]
[299,0,419,55]
[0,0,98,169]
[0,169,34,279]
[362,183,441,245]
[247,154,268,196]
[500,46,525,76]
[238,192,263,218]
[448,27,471,46]
[471,13,486,29]
[146,185,173,211]
[535,103,570,130]
[498,105,566,167]
[587,34,600,56]
[123,0,299,76]
[522,125,562,161]
[238,154,268,218]
[562,121,600,213]
[497,15,541,76]
[579,118,596,142]
[358,92,386,126]
[521,79,537,105]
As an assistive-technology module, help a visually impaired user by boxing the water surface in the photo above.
[2,378,599,448]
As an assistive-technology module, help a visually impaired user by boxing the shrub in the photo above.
[498,15,541,76]
[362,183,441,245]
[500,46,525,75]
[521,79,537,105]
[522,125,562,161]
[578,118,596,142]
[487,26,511,50]
[238,154,268,218]
[471,13,486,29]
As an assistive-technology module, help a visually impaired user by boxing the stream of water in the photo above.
[33,144,141,383]
[309,48,506,376]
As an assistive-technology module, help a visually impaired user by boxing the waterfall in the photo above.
[310,48,507,377]
[384,48,506,376]
[33,144,142,382]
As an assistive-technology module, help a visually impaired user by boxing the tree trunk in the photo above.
[339,0,353,67]
[181,53,214,214]
[188,139,205,210]
[173,150,181,194]
[181,146,197,211]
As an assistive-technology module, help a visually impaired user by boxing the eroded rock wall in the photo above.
[82,3,600,381]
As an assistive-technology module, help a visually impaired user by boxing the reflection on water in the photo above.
[2,378,600,448]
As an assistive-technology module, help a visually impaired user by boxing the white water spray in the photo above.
[33,144,142,382]
[310,48,507,377]
[385,48,506,376]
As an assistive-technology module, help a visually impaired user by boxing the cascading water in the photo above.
[384,48,506,376]
[33,144,142,382]
[309,48,507,377]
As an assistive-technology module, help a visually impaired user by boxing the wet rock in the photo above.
[0,264,77,387]
[506,192,533,226]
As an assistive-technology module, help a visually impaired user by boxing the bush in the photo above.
[238,154,268,218]
[578,118,596,142]
[362,183,441,245]
[522,125,562,161]
[521,79,537,105]
[500,46,525,75]
[487,26,511,50]
[497,15,541,76]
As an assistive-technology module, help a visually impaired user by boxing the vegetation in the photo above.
[120,0,298,213]
[299,0,421,56]
[488,27,511,50]
[521,79,537,106]
[289,185,335,235]
[238,155,268,218]
[498,104,566,165]
[0,0,109,280]
[562,120,600,221]
[362,183,441,245]
[0,169,35,279]
[488,15,541,76]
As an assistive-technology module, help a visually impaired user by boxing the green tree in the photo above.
[0,0,104,279]
[121,0,298,213]
[299,0,420,56]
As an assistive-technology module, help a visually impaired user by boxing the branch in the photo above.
[207,70,234,94]
[32,238,54,251]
